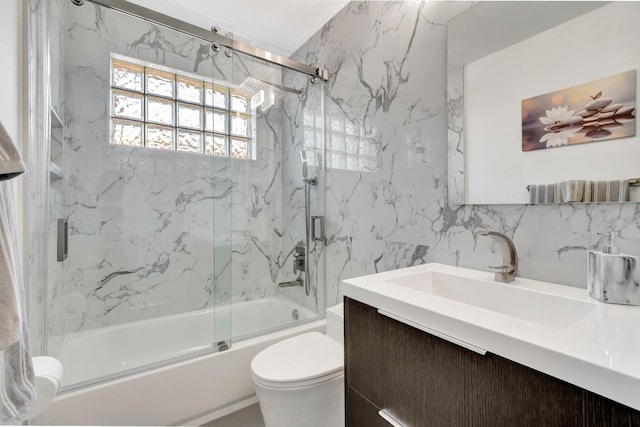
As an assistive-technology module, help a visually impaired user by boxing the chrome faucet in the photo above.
[278,245,306,289]
[477,230,518,283]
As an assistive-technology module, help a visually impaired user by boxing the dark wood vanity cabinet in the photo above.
[344,297,640,427]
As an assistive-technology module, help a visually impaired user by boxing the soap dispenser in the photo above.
[587,232,640,306]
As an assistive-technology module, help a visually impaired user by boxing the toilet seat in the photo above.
[251,332,343,389]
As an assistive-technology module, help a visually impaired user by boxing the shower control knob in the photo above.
[293,245,306,273]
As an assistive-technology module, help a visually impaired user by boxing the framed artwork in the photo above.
[522,70,636,151]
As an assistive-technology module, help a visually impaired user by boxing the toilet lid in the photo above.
[251,332,343,388]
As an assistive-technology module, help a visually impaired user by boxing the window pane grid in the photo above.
[303,112,378,172]
[110,57,253,159]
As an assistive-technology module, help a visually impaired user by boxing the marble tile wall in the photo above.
[52,2,314,334]
[292,1,640,307]
[46,0,639,337]
[279,70,326,314]
[57,3,221,334]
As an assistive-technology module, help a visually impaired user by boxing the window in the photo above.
[304,111,380,172]
[110,55,253,159]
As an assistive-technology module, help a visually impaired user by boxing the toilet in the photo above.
[25,356,63,421]
[251,304,344,427]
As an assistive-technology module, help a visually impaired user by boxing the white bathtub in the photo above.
[36,295,325,425]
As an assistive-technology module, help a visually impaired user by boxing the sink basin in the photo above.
[388,270,595,329]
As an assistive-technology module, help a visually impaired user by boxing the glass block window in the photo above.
[110,56,253,159]
[303,111,380,172]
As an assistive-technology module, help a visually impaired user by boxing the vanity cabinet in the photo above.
[344,297,640,427]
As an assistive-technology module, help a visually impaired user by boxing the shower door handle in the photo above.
[311,216,325,243]
[57,218,68,262]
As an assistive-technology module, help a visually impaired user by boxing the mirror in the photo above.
[447,2,640,205]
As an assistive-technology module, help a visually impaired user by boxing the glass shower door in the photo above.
[45,0,231,390]
[210,29,234,351]
[225,47,327,344]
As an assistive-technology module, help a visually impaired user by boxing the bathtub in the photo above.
[36,295,325,425]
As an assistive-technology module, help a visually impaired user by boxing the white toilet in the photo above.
[25,356,63,421]
[251,304,344,427]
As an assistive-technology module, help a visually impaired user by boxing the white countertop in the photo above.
[342,263,640,411]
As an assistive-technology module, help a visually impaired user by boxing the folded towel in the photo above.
[559,180,585,202]
[528,183,558,204]
[0,122,23,350]
[0,334,36,424]
[583,181,592,202]
[0,209,20,349]
[0,120,35,423]
[590,180,630,202]
[0,121,25,181]
[0,185,35,423]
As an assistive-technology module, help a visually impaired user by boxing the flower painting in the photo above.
[522,70,636,151]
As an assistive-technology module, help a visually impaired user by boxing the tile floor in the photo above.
[202,404,265,427]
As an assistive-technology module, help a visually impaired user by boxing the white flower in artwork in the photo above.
[539,129,576,147]
[539,106,577,125]
[537,105,584,147]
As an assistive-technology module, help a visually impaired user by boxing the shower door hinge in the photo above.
[217,341,230,352]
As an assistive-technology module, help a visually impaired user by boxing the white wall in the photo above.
[465,2,640,204]
[0,0,22,143]
[0,0,24,253]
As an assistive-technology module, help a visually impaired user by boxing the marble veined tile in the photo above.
[295,0,640,309]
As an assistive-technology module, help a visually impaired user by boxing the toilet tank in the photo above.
[325,303,344,346]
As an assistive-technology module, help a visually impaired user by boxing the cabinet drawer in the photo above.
[585,393,640,426]
[344,297,588,426]
[347,387,389,427]
[345,297,470,426]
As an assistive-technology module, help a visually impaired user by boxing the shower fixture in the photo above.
[278,278,303,288]
[238,77,302,98]
[238,77,285,112]
[300,152,325,243]
[293,244,306,273]
[278,245,305,289]
[300,150,319,297]
[300,149,310,181]
[237,77,302,112]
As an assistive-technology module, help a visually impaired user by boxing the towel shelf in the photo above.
[50,107,63,129]
[49,162,63,181]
